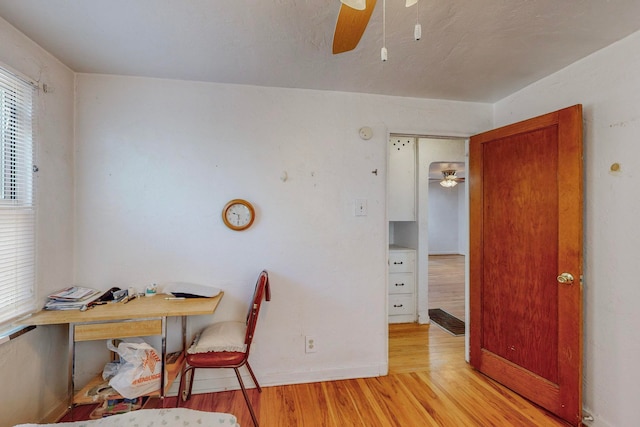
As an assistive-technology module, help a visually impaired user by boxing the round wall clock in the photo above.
[222,199,255,231]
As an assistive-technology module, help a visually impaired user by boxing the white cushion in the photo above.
[187,321,247,354]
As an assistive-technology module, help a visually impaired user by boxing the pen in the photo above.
[83,301,107,310]
[165,297,185,300]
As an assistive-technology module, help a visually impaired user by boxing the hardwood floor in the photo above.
[62,324,568,426]
[61,255,569,426]
[428,254,465,321]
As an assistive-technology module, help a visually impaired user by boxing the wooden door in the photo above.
[469,105,583,426]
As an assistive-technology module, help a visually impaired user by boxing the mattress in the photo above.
[14,408,240,427]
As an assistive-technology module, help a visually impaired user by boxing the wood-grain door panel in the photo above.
[470,105,583,426]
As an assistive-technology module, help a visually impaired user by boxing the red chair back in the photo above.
[244,270,270,354]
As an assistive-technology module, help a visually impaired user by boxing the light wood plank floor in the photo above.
[152,325,566,426]
[63,324,568,426]
[62,255,569,426]
[428,254,465,321]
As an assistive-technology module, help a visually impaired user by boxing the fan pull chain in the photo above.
[414,0,422,40]
[381,0,387,61]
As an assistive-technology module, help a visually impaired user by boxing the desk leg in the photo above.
[160,316,167,407]
[182,315,187,352]
[68,323,75,417]
[179,316,189,404]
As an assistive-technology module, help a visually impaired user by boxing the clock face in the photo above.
[222,199,255,231]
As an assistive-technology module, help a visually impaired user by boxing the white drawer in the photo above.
[389,272,415,294]
[389,251,414,273]
[389,295,414,316]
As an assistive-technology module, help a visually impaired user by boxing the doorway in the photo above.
[416,137,467,329]
[387,135,468,327]
[387,134,468,363]
[427,161,466,327]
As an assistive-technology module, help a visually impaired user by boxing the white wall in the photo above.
[494,29,640,427]
[427,181,461,254]
[0,16,75,427]
[73,74,492,391]
[457,181,468,255]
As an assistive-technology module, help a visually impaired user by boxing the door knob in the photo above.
[557,272,574,285]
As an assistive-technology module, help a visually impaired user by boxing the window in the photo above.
[0,66,36,324]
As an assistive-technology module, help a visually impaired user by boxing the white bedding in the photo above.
[14,408,240,427]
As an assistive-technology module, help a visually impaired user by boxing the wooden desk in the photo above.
[18,293,223,408]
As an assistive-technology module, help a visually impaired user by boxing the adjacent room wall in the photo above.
[0,16,75,427]
[494,29,640,427]
[427,182,462,254]
[73,74,492,392]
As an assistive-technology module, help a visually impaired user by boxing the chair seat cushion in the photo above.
[186,350,247,367]
[187,321,247,354]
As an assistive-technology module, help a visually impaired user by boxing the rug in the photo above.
[428,308,465,336]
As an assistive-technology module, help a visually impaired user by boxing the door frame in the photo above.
[386,133,470,337]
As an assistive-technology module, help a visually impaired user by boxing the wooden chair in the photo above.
[178,270,270,427]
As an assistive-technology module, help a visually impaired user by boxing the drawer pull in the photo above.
[393,304,404,308]
[393,261,404,265]
[394,283,405,287]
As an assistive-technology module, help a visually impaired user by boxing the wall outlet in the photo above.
[305,335,317,353]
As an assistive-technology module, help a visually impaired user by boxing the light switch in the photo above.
[355,199,367,216]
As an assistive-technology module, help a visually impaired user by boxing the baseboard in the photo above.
[259,363,388,387]
[581,406,613,427]
[43,399,70,423]
[177,363,389,396]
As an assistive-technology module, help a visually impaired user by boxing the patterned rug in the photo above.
[428,308,465,336]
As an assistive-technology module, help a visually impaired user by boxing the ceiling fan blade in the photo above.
[341,0,366,10]
[406,0,418,6]
[333,0,377,54]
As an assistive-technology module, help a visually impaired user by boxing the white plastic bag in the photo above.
[106,338,166,399]
[102,360,119,381]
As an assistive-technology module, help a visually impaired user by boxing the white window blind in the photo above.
[0,66,36,324]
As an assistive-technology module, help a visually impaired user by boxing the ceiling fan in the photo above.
[430,170,466,188]
[333,0,419,54]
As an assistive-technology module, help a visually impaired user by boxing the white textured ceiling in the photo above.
[1,0,639,102]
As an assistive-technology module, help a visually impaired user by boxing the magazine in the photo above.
[44,286,102,310]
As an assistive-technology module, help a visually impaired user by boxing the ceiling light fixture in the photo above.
[440,170,459,188]
[333,0,420,57]
[340,0,366,10]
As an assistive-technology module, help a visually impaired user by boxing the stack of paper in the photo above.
[44,286,102,310]
[161,282,221,298]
